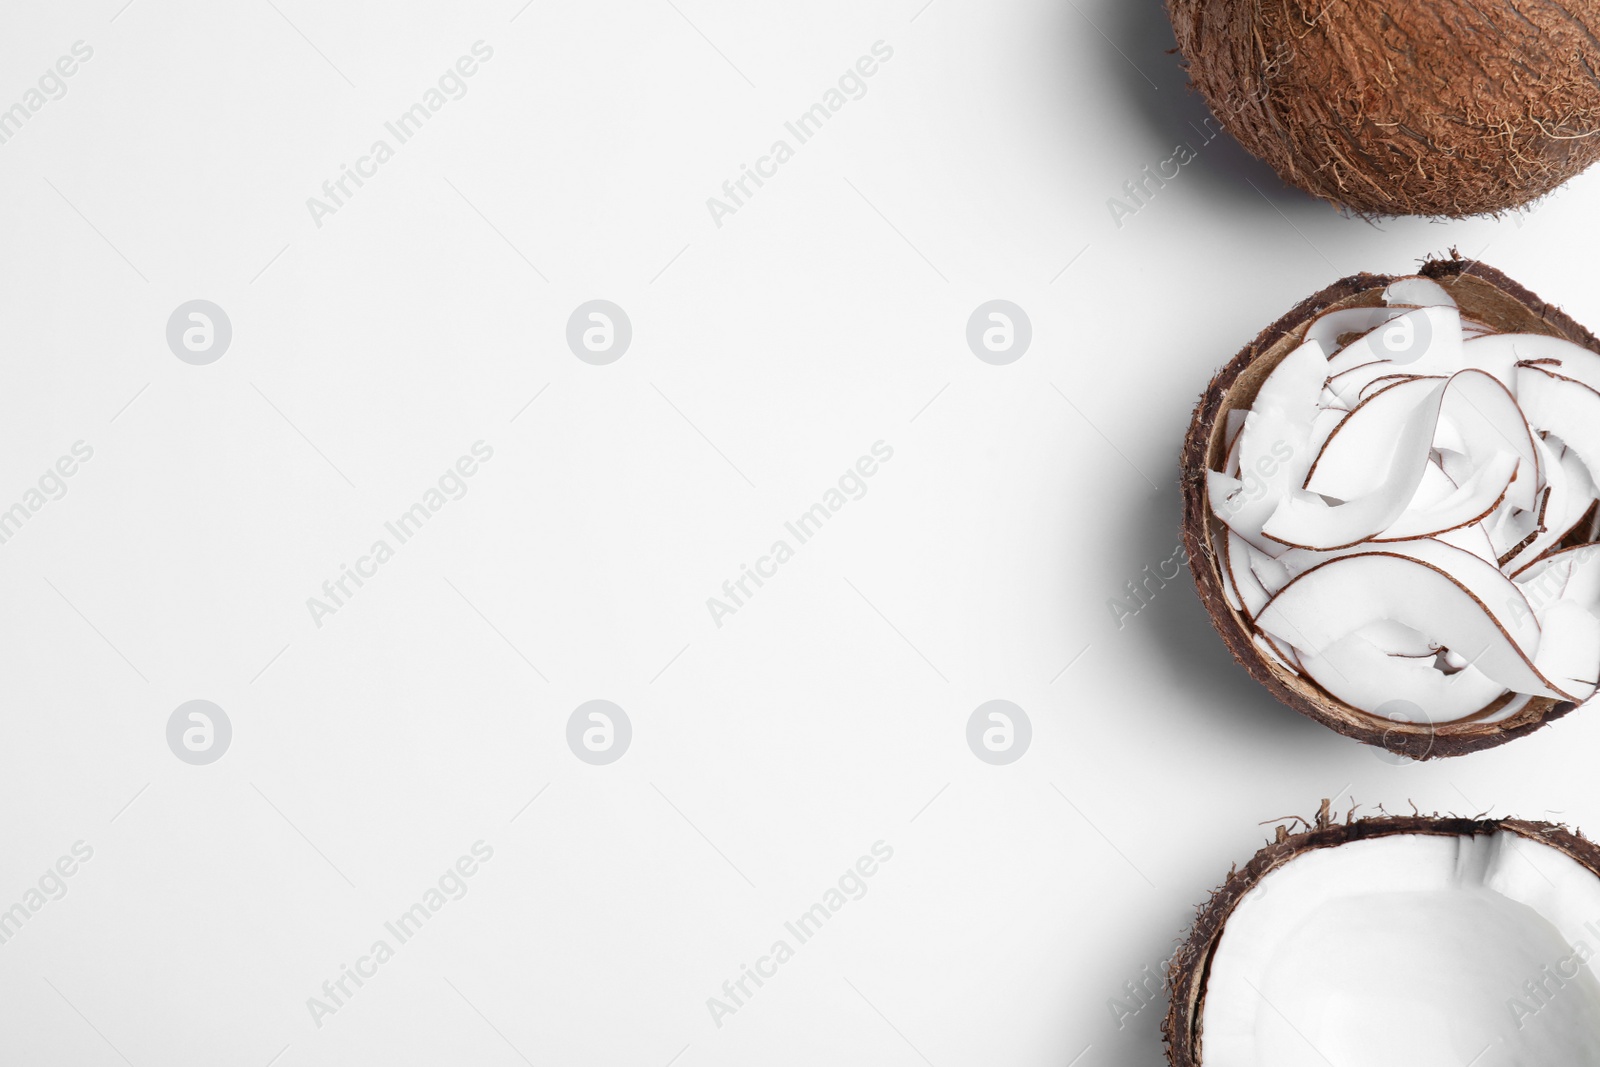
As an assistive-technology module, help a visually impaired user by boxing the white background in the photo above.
[2,1,1599,1065]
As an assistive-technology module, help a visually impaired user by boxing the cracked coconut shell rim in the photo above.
[1179,257,1600,757]
[1162,803,1600,1067]
[1165,0,1600,217]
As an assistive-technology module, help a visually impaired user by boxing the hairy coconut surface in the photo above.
[1163,801,1600,1067]
[1180,254,1600,757]
[1167,0,1600,216]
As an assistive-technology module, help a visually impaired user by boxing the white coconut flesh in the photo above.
[1210,276,1600,724]
[1199,832,1600,1067]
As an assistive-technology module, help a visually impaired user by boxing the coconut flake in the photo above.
[1383,275,1457,308]
[1302,305,1411,355]
[1254,544,1574,701]
[1207,275,1600,722]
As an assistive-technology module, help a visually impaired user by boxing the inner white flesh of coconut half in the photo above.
[1200,832,1600,1067]
[1209,276,1600,724]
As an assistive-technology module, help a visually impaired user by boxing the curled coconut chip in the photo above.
[1163,801,1600,1067]
[1181,257,1600,757]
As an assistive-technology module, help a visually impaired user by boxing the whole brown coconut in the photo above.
[1163,802,1600,1066]
[1167,0,1600,216]
[1180,254,1600,758]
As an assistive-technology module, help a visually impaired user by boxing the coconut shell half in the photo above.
[1163,802,1600,1066]
[1180,255,1600,758]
